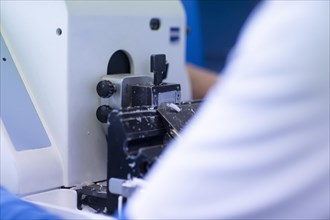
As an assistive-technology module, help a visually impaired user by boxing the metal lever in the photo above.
[150,54,168,85]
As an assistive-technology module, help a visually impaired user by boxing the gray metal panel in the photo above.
[0,35,51,151]
[157,101,201,134]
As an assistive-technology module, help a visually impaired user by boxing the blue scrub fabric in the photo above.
[0,186,62,220]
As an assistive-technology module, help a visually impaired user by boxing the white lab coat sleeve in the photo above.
[126,1,329,219]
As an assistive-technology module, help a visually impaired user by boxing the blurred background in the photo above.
[182,0,260,73]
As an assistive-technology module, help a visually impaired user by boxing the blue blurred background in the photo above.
[182,0,260,73]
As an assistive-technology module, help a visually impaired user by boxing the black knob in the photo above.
[96,80,116,98]
[96,105,112,123]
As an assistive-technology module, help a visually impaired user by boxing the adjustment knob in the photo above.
[96,80,116,98]
[96,105,112,123]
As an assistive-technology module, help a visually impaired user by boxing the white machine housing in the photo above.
[0,0,190,201]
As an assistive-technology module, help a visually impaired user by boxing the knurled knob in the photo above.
[96,105,112,123]
[96,80,116,98]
